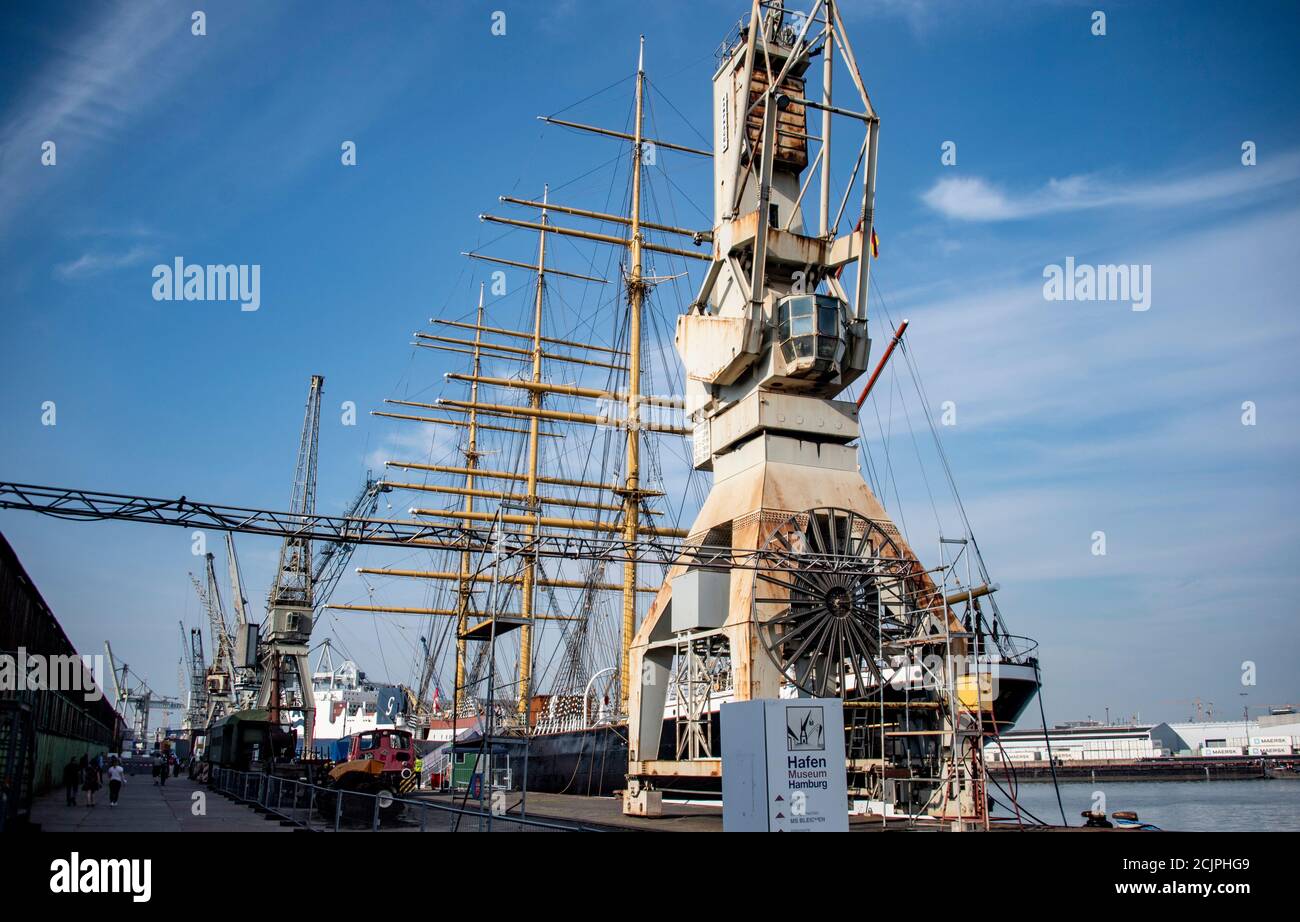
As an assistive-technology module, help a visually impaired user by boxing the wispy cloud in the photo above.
[894,204,1300,431]
[365,418,461,475]
[54,244,152,280]
[921,150,1300,221]
[0,1,198,227]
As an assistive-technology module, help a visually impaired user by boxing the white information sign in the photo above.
[721,698,849,832]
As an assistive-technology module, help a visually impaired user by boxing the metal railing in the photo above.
[208,767,602,832]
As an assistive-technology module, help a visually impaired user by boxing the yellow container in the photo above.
[956,673,995,713]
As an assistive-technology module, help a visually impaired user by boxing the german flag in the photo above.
[834,221,879,280]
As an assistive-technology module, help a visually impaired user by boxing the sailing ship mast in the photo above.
[453,282,486,712]
[619,37,647,710]
[327,35,704,731]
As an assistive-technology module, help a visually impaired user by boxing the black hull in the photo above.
[509,725,629,797]
[511,677,1040,797]
[507,715,724,797]
[990,675,1040,729]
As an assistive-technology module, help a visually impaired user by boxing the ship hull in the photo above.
[512,665,1040,797]
[508,725,629,797]
[506,714,726,796]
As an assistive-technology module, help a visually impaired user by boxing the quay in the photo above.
[28,775,289,833]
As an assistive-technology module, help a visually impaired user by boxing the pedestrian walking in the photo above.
[107,757,126,807]
[82,759,101,807]
[62,758,80,806]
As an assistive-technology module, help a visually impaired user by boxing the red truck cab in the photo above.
[347,729,414,772]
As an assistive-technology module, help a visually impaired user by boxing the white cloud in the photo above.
[921,151,1300,221]
[365,419,462,475]
[54,244,152,280]
[892,203,1300,432]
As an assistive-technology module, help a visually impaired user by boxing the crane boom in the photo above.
[311,473,389,613]
[225,531,249,632]
[180,620,208,730]
[202,553,234,655]
[103,641,122,705]
[271,374,323,610]
[191,552,236,726]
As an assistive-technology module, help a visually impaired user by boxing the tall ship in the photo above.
[0,0,1046,827]
[324,0,1043,823]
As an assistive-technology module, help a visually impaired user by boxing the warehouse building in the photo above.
[1168,713,1300,757]
[0,532,125,829]
[987,721,1185,763]
[987,715,1299,764]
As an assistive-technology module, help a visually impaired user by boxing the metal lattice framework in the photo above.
[0,482,926,576]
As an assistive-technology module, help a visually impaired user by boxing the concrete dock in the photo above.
[29,775,290,833]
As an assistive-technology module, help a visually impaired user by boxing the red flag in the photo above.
[834,219,877,279]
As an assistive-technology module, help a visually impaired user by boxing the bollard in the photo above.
[372,794,380,832]
[334,788,343,832]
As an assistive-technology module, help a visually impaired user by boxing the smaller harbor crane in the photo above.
[104,641,183,751]
[179,621,207,732]
[189,552,237,725]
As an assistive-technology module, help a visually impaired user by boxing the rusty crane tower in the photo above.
[622,0,993,823]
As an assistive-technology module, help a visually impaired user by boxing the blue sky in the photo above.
[1,0,1298,728]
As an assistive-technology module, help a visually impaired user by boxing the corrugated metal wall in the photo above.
[0,531,124,795]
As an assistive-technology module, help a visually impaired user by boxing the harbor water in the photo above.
[994,779,1300,832]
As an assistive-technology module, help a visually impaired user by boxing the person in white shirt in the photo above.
[107,758,127,807]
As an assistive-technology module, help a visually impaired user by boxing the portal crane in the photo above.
[180,620,207,730]
[257,375,325,752]
[104,641,183,748]
[223,532,261,708]
[190,553,236,725]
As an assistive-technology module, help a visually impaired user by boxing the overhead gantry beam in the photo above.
[0,481,925,573]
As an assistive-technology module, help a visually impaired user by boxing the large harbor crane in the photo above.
[256,374,324,752]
